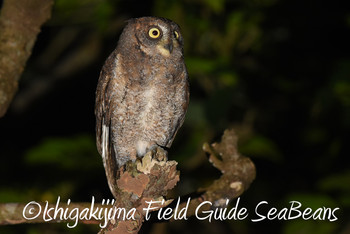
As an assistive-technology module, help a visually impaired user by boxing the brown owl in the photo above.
[95,17,189,197]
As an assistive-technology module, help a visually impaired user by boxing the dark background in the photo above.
[1,0,349,233]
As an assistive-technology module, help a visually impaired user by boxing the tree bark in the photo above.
[0,0,54,117]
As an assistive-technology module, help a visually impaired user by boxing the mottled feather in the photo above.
[95,17,189,197]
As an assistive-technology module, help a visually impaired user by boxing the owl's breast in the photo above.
[136,73,184,148]
[138,86,158,130]
[110,59,187,159]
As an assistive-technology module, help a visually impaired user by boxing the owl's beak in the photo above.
[163,41,173,53]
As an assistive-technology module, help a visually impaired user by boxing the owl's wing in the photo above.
[166,70,190,148]
[95,53,119,198]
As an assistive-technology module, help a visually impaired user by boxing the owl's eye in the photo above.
[174,31,179,39]
[148,28,161,39]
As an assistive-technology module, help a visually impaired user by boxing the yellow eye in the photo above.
[148,28,161,39]
[174,31,179,39]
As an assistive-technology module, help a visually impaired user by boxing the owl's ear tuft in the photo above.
[126,18,137,25]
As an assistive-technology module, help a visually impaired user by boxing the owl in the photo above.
[95,17,189,197]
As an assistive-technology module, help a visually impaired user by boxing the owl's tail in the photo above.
[101,123,120,199]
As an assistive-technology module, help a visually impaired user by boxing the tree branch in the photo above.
[0,0,54,117]
[0,129,256,233]
[0,202,105,225]
[99,147,180,233]
[173,128,256,217]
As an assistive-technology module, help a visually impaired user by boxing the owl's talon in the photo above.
[155,146,168,162]
[145,145,168,162]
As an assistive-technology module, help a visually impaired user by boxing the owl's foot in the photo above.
[147,144,168,162]
[155,146,168,162]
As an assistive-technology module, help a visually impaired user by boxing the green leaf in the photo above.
[283,220,338,234]
[202,0,226,13]
[239,135,282,162]
[317,171,350,193]
[25,135,98,170]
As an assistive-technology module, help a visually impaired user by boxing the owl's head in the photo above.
[119,17,184,59]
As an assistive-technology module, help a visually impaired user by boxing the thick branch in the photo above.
[0,202,108,225]
[99,147,180,233]
[0,0,54,117]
